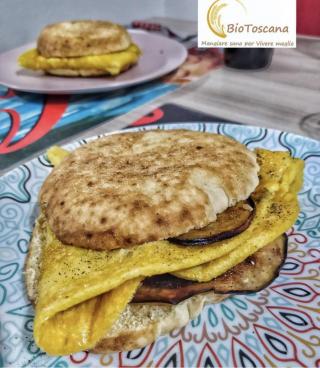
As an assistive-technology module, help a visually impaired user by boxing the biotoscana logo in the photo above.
[199,0,296,48]
[207,0,247,38]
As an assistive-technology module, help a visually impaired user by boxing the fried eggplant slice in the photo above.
[133,235,287,304]
[170,199,255,246]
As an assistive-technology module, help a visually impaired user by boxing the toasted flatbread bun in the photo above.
[37,20,132,58]
[25,216,285,354]
[46,68,111,77]
[40,130,259,250]
[94,293,228,353]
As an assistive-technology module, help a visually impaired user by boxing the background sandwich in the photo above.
[19,20,141,76]
[25,129,303,355]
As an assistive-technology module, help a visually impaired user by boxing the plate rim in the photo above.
[0,29,187,94]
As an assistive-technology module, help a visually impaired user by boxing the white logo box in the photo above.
[198,0,296,48]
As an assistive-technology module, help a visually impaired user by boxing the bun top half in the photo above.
[40,130,259,251]
[37,20,132,58]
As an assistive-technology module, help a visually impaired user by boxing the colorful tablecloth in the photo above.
[128,103,241,127]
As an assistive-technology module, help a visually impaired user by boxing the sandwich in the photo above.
[19,20,141,77]
[25,129,304,355]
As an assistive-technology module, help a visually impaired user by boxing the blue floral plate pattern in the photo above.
[0,123,319,367]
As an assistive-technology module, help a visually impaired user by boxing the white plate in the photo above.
[0,30,187,94]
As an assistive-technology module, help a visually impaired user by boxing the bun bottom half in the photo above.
[46,68,111,77]
[45,62,135,77]
[93,293,228,353]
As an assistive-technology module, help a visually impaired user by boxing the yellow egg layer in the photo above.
[173,149,304,281]
[19,44,141,76]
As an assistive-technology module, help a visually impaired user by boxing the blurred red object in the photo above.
[297,0,320,36]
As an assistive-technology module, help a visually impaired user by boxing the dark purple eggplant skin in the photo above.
[169,198,256,246]
[214,233,288,295]
[133,234,288,304]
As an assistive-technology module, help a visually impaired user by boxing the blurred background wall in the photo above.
[164,0,197,22]
[0,0,199,53]
[0,0,318,53]
[0,0,164,52]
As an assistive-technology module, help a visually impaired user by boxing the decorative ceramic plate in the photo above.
[0,123,319,368]
[0,30,187,94]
